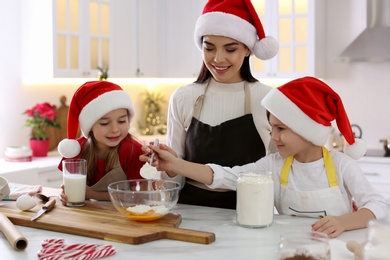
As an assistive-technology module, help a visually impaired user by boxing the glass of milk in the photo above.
[62,159,87,207]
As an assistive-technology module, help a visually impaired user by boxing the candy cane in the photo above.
[39,243,100,254]
[38,244,103,258]
[39,246,115,260]
[41,238,65,248]
[38,239,116,260]
[39,245,115,260]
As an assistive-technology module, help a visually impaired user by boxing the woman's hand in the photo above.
[140,143,214,184]
[140,143,178,172]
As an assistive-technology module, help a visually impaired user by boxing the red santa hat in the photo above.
[194,0,279,60]
[261,76,366,159]
[58,81,135,158]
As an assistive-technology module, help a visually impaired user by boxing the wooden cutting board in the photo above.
[0,199,215,245]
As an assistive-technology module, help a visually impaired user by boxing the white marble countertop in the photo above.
[0,201,365,260]
[0,151,61,174]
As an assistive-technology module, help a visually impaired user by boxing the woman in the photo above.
[164,0,279,209]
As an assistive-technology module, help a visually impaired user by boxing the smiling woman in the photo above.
[163,0,279,209]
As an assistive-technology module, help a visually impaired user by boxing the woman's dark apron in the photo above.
[181,81,266,209]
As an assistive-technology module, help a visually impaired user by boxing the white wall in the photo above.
[0,0,23,154]
[1,0,389,157]
[325,0,390,152]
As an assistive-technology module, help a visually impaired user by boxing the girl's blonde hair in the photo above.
[80,110,133,186]
[80,134,117,185]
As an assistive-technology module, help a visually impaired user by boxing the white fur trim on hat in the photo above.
[261,89,332,146]
[343,139,366,159]
[195,12,277,60]
[254,36,279,60]
[79,90,134,137]
[58,139,81,158]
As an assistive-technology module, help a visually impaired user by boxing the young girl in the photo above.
[143,76,388,238]
[165,0,279,209]
[58,81,145,203]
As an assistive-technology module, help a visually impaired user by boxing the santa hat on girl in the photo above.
[261,76,366,159]
[194,0,279,60]
[58,81,135,158]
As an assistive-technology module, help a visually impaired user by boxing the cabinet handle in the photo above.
[364,172,380,176]
[47,176,63,182]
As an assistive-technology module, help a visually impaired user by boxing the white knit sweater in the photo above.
[166,79,273,159]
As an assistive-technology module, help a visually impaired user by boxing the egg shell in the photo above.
[16,194,37,211]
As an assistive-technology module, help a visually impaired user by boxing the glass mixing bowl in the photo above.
[108,179,181,222]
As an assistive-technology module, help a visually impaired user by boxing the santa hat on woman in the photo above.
[194,0,279,60]
[261,76,366,159]
[58,81,135,158]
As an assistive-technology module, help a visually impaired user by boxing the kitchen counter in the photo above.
[1,187,364,259]
[0,152,62,188]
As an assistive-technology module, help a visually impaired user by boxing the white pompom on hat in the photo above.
[194,0,279,60]
[261,76,366,159]
[58,81,135,158]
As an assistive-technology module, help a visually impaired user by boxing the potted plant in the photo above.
[23,102,61,157]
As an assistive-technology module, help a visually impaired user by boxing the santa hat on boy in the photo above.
[261,76,366,159]
[58,81,135,158]
[194,0,279,60]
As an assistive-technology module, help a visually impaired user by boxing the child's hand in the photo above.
[311,216,347,238]
[140,144,153,162]
[59,184,67,206]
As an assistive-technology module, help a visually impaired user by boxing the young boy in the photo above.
[142,76,388,238]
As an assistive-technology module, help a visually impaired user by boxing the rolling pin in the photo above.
[0,213,28,251]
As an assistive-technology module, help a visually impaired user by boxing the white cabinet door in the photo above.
[0,169,39,186]
[358,160,390,200]
[37,168,63,189]
[136,0,163,77]
[109,0,138,77]
[251,0,325,79]
[113,0,206,78]
[53,0,111,78]
[20,0,215,79]
[21,0,112,79]
[160,0,206,78]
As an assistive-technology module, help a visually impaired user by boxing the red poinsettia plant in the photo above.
[23,102,61,140]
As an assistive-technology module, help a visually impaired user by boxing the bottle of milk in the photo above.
[236,172,274,228]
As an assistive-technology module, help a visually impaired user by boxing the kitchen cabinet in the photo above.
[113,0,206,78]
[0,155,63,189]
[251,0,326,78]
[357,156,390,200]
[159,0,206,78]
[53,0,111,78]
[20,0,206,79]
[20,0,112,80]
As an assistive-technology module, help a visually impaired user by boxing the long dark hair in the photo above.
[194,56,258,84]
